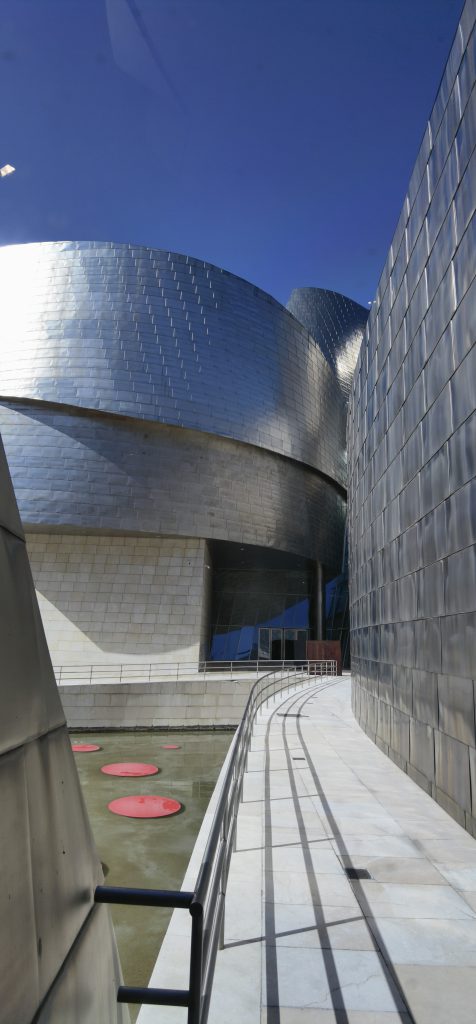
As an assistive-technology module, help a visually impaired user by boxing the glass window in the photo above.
[208,550,314,661]
[258,628,270,659]
[271,629,283,659]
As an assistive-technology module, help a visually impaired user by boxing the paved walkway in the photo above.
[207,677,476,1024]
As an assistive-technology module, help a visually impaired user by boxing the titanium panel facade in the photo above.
[348,0,476,834]
[0,403,346,565]
[0,435,126,1023]
[0,243,364,666]
[0,242,349,486]
[287,288,369,400]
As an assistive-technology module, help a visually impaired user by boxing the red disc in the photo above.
[108,795,182,818]
[161,744,181,750]
[72,743,102,752]
[101,762,159,777]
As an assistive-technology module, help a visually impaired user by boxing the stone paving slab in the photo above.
[139,676,476,1024]
[209,677,476,1024]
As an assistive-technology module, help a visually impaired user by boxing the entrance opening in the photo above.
[258,627,308,660]
[208,541,315,661]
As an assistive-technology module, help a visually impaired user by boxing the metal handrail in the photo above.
[55,658,337,685]
[94,660,336,1021]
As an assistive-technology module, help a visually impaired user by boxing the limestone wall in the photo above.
[59,677,253,730]
[26,533,208,666]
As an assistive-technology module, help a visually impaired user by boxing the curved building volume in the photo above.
[0,241,366,669]
[287,287,368,400]
[348,0,476,834]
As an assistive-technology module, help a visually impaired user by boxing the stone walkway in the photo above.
[207,676,476,1024]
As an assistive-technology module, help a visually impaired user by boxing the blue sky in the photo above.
[1,0,462,307]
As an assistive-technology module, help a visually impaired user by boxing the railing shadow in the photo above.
[94,661,337,1022]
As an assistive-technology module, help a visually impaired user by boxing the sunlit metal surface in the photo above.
[0,241,347,485]
[286,287,367,400]
[0,242,354,573]
[348,0,476,834]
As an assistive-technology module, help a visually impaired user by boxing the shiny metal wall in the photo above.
[0,435,127,1023]
[0,242,355,582]
[287,288,368,400]
[0,403,346,567]
[0,241,349,487]
[348,0,476,834]
[0,242,357,667]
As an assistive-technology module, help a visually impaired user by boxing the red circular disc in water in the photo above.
[160,744,180,750]
[108,795,182,818]
[101,762,159,777]
[72,743,102,752]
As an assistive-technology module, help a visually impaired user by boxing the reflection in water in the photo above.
[74,729,233,1022]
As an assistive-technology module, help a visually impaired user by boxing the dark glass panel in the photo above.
[296,630,308,659]
[208,543,315,661]
[284,629,295,660]
[271,629,282,659]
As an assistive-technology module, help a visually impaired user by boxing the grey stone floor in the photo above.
[208,677,476,1024]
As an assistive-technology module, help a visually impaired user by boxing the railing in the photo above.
[54,659,337,685]
[94,662,336,1021]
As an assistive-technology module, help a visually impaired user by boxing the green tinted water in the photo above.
[73,730,233,1021]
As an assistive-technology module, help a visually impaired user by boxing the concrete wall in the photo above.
[27,533,208,666]
[348,0,476,834]
[59,677,255,730]
[0,438,126,1023]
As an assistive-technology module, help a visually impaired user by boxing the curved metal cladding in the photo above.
[348,0,476,834]
[0,405,346,564]
[0,241,347,572]
[286,288,368,400]
[0,241,346,483]
[0,435,126,1022]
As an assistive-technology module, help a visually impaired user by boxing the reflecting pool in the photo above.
[73,730,233,1021]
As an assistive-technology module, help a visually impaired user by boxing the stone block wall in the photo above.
[348,0,476,834]
[59,676,255,730]
[27,533,208,666]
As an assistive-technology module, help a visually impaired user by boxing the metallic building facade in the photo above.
[0,242,366,666]
[0,436,126,1023]
[287,288,369,400]
[348,0,476,834]
[0,242,348,486]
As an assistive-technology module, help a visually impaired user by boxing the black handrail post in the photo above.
[188,901,204,1024]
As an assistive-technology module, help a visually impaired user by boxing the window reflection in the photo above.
[209,555,314,661]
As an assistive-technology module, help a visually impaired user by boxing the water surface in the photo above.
[74,730,233,1021]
